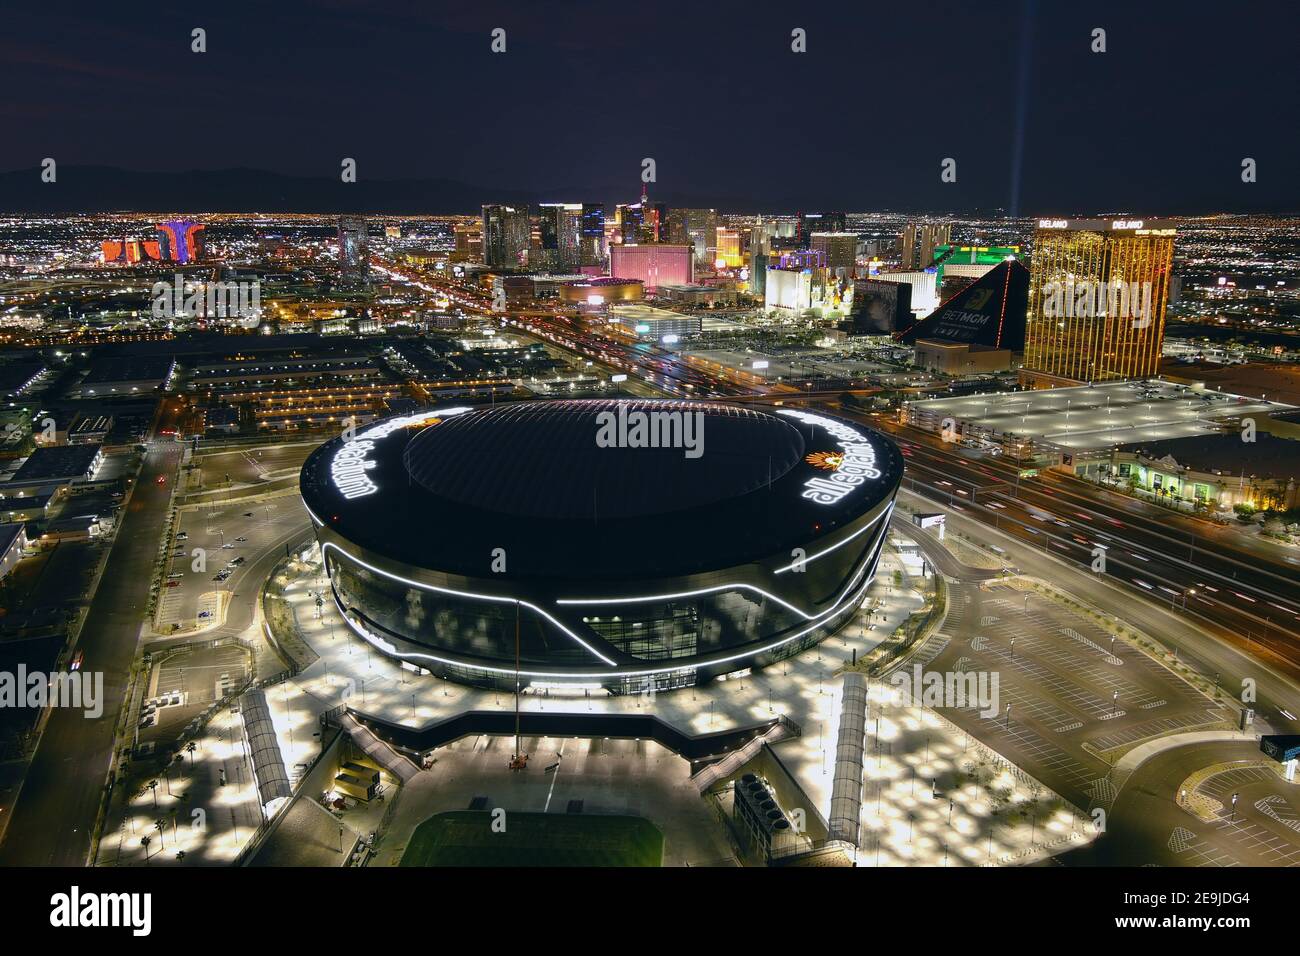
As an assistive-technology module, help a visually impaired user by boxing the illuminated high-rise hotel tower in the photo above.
[1021,218,1176,387]
[337,216,369,290]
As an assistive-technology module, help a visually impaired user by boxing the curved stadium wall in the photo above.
[300,399,902,695]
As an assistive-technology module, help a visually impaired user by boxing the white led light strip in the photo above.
[309,494,888,625]
[321,524,885,679]
[556,505,890,616]
[332,548,880,681]
[320,542,616,665]
[773,500,894,574]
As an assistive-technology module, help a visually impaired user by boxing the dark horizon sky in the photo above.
[2,0,1297,215]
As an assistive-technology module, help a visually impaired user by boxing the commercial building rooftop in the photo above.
[80,356,175,385]
[904,379,1293,452]
[9,444,103,484]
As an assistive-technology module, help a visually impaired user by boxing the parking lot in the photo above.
[155,496,310,633]
[137,640,253,744]
[926,580,1227,811]
[153,642,250,705]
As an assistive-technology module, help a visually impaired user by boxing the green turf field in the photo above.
[399,810,664,867]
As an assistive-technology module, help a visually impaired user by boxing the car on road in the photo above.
[155,475,166,485]
[176,531,187,541]
[69,650,84,671]
[234,536,247,542]
[229,556,245,566]
[167,572,184,579]
[164,581,180,588]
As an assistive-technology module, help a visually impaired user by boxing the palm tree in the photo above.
[141,835,151,862]
[186,741,197,765]
[147,779,159,809]
[175,850,186,864]
[155,819,166,849]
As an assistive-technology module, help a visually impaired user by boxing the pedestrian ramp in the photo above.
[692,716,801,793]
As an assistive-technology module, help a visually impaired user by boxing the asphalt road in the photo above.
[0,411,182,865]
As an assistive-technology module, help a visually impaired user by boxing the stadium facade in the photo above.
[300,400,902,695]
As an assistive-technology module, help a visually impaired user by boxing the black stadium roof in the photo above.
[301,399,902,580]
[403,401,806,521]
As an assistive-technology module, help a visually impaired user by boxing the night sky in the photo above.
[2,0,1296,214]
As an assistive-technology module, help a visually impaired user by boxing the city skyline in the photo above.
[2,1,1300,922]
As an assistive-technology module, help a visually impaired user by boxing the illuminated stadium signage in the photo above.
[777,409,883,505]
[330,408,471,499]
[331,440,380,499]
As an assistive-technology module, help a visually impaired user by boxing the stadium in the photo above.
[299,399,903,695]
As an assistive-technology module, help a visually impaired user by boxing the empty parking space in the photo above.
[924,580,1224,809]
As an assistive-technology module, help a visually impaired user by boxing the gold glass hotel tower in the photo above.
[1022,218,1175,386]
